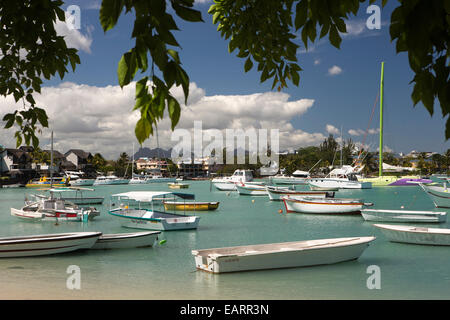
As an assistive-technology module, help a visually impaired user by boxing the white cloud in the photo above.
[348,128,380,136]
[54,20,93,53]
[328,65,342,76]
[0,82,326,160]
[348,129,364,136]
[326,124,340,135]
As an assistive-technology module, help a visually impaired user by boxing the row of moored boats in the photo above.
[3,169,450,274]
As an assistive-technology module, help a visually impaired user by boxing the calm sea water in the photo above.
[0,179,449,300]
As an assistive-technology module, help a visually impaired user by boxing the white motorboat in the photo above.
[192,236,376,273]
[12,196,100,222]
[93,175,130,185]
[282,196,371,214]
[0,232,101,258]
[91,231,161,249]
[108,191,200,231]
[308,166,372,190]
[129,175,149,184]
[374,224,450,245]
[236,183,268,196]
[419,183,450,208]
[266,186,334,201]
[146,175,176,183]
[269,170,310,185]
[65,171,95,186]
[212,169,253,191]
[361,209,447,223]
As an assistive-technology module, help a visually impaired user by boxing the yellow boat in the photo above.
[163,201,220,211]
[25,176,69,188]
[168,182,189,189]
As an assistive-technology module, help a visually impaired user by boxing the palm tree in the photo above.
[89,153,107,172]
[361,152,378,176]
[431,153,444,173]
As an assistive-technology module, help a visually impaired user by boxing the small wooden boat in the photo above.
[236,183,268,196]
[374,224,450,245]
[0,232,101,258]
[163,201,220,211]
[282,196,371,214]
[108,191,200,231]
[91,231,161,249]
[192,236,376,273]
[361,209,447,223]
[11,197,100,222]
[266,186,334,201]
[168,182,189,189]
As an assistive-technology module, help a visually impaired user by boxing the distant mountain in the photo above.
[134,147,172,159]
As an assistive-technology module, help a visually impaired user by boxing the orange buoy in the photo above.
[278,209,283,214]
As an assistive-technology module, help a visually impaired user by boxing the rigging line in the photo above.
[358,92,380,161]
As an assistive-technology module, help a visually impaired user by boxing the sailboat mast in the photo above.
[50,131,53,188]
[379,61,384,177]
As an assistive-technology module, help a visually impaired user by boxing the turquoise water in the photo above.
[0,180,449,299]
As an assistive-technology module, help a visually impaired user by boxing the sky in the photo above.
[1,0,449,160]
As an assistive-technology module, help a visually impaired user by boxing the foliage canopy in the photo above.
[1,0,449,148]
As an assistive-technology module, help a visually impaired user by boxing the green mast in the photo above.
[379,61,384,177]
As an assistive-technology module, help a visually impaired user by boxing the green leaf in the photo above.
[135,77,148,98]
[329,24,342,49]
[167,49,180,64]
[100,0,124,32]
[294,0,308,30]
[291,69,300,86]
[35,108,49,127]
[244,57,253,72]
[3,114,15,129]
[135,118,152,144]
[172,3,203,23]
[117,51,137,88]
[167,96,181,130]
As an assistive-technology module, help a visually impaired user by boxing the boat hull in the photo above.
[374,224,450,245]
[93,179,130,185]
[69,179,95,186]
[146,177,176,183]
[269,177,309,185]
[308,179,372,190]
[91,231,161,249]
[163,201,220,211]
[0,232,101,258]
[213,182,237,191]
[267,187,333,201]
[192,237,375,273]
[168,183,189,189]
[388,178,433,186]
[108,209,200,231]
[419,183,450,208]
[283,198,364,214]
[10,208,85,222]
[361,209,447,223]
[236,184,267,196]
